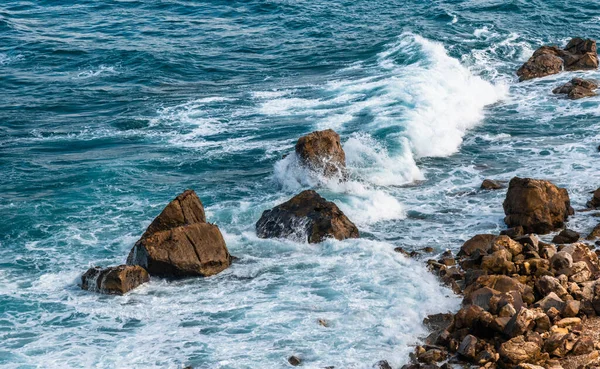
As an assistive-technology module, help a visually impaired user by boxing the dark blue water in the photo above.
[2,1,600,368]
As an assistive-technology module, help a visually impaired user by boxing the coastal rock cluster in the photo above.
[80,190,232,294]
[404,178,600,369]
[80,129,359,295]
[517,38,599,101]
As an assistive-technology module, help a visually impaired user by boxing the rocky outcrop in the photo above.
[413,228,600,369]
[126,190,232,278]
[517,38,598,81]
[503,177,574,234]
[295,129,346,178]
[81,265,149,295]
[553,78,598,99]
[255,190,359,243]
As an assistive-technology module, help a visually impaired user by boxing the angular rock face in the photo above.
[127,190,232,278]
[128,223,232,278]
[553,78,598,99]
[295,129,346,178]
[502,177,574,234]
[517,38,598,81]
[255,190,359,243]
[81,265,149,295]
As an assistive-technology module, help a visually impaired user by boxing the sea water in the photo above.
[1,1,600,368]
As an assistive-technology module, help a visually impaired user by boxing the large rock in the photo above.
[458,234,495,257]
[255,190,359,243]
[552,229,580,244]
[81,265,149,295]
[127,190,232,278]
[128,223,232,278]
[517,46,564,81]
[499,335,542,365]
[295,129,346,178]
[553,78,598,99]
[502,177,573,234]
[517,38,598,81]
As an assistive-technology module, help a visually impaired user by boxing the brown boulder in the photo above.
[499,335,542,365]
[553,78,598,99]
[255,190,359,243]
[503,177,573,234]
[141,190,206,239]
[458,234,495,257]
[517,46,564,81]
[295,129,346,178]
[552,229,580,244]
[481,179,505,190]
[81,265,149,295]
[128,223,232,278]
[563,38,599,71]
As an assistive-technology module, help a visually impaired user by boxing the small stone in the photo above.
[317,319,329,327]
[288,356,302,366]
[481,179,505,190]
[556,317,581,328]
[457,334,478,360]
[562,300,580,318]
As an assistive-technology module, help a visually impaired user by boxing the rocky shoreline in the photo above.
[77,37,600,369]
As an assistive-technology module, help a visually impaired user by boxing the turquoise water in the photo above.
[2,1,600,368]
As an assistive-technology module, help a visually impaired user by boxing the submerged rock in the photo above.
[502,177,573,234]
[295,129,346,179]
[81,265,149,295]
[288,356,301,366]
[127,190,232,278]
[255,190,359,243]
[481,179,505,190]
[553,78,598,99]
[517,38,598,81]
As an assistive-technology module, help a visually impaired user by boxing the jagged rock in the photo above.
[540,243,557,260]
[295,129,346,178]
[465,287,499,311]
[553,78,598,99]
[481,249,515,275]
[492,235,524,256]
[536,276,569,299]
[81,265,149,295]
[255,190,359,243]
[499,335,542,365]
[128,223,232,278]
[140,190,206,239]
[469,275,535,304]
[534,292,566,313]
[586,224,600,240]
[288,355,301,366]
[481,179,505,190]
[458,234,495,257]
[517,46,565,81]
[503,177,573,234]
[588,188,600,209]
[457,335,478,360]
[126,190,232,278]
[561,243,600,275]
[551,251,574,271]
[568,261,593,283]
[418,349,447,364]
[517,38,598,81]
[562,300,581,318]
[573,337,595,355]
[504,307,541,338]
[552,229,580,244]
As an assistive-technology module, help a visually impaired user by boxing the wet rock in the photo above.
[255,190,359,243]
[458,234,495,257]
[375,360,392,369]
[140,189,206,239]
[80,265,149,295]
[517,46,564,81]
[288,355,302,366]
[126,190,232,278]
[499,335,542,365]
[295,129,346,178]
[481,179,505,190]
[503,177,573,234]
[552,229,580,244]
[517,38,598,81]
[588,188,600,209]
[553,78,598,99]
[128,223,232,278]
